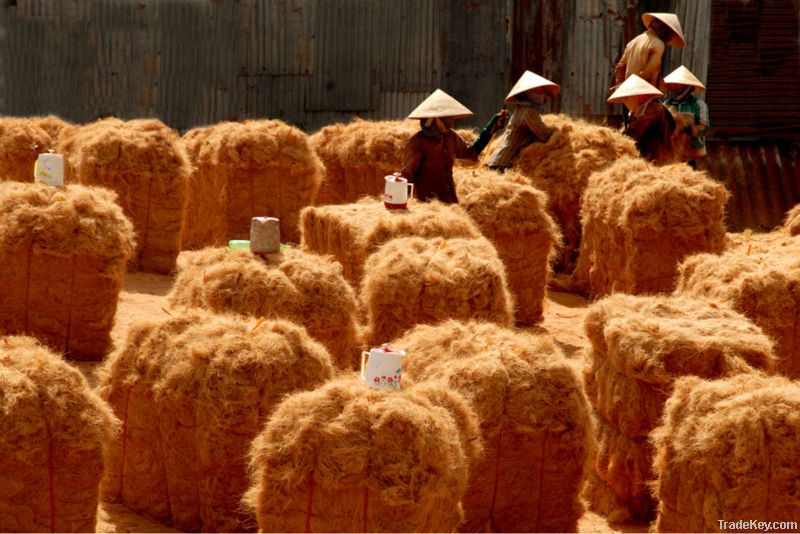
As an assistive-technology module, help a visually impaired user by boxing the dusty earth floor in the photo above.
[78,272,648,533]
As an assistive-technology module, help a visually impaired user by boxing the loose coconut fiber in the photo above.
[97,310,335,532]
[63,118,190,273]
[179,124,229,250]
[0,182,135,360]
[0,335,118,532]
[362,237,514,345]
[513,114,638,272]
[455,168,560,325]
[394,320,592,533]
[651,373,800,532]
[784,203,800,236]
[30,115,71,145]
[676,242,800,378]
[208,120,323,243]
[244,376,481,532]
[301,198,482,286]
[573,157,728,298]
[168,247,361,369]
[310,118,478,206]
[583,293,775,522]
[0,117,53,183]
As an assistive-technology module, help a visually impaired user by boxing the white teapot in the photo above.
[384,172,414,209]
[361,344,405,390]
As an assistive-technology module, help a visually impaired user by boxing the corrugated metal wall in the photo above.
[0,0,511,131]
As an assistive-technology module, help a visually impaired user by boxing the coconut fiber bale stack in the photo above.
[0,182,135,360]
[310,118,418,205]
[210,120,323,243]
[0,117,53,183]
[179,124,229,250]
[582,293,775,522]
[97,309,335,532]
[573,157,728,298]
[785,203,800,236]
[0,335,119,532]
[676,243,800,378]
[244,376,481,532]
[363,236,513,345]
[513,114,639,271]
[69,118,190,273]
[393,320,592,533]
[651,373,800,532]
[168,247,361,370]
[455,168,560,325]
[301,198,482,286]
[30,115,72,146]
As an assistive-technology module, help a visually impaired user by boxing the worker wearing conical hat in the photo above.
[609,75,676,164]
[484,71,560,170]
[662,65,709,166]
[614,13,685,91]
[401,89,506,204]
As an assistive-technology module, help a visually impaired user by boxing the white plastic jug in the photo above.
[361,344,405,390]
[34,153,64,187]
[384,172,414,209]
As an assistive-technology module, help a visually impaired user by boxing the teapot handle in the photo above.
[360,351,370,381]
[407,183,415,200]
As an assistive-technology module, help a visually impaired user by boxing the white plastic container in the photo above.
[361,344,405,390]
[34,153,64,187]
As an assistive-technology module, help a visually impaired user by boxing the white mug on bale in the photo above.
[384,172,414,209]
[361,344,405,390]
[250,216,280,254]
[34,152,64,187]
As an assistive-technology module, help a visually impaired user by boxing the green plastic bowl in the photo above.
[228,240,251,249]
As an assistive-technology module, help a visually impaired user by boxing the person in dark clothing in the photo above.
[608,74,676,164]
[401,89,505,204]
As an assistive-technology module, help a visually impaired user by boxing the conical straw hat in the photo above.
[664,65,706,91]
[505,71,561,103]
[407,89,473,119]
[608,75,663,106]
[642,12,685,48]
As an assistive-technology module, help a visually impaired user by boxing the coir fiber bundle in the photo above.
[573,157,728,298]
[394,320,592,533]
[301,198,482,286]
[363,236,513,345]
[206,120,323,243]
[179,124,229,250]
[310,118,477,206]
[30,115,71,145]
[0,182,135,360]
[97,309,335,532]
[583,293,775,522]
[651,373,800,531]
[513,114,638,271]
[0,117,53,183]
[785,203,800,236]
[676,242,800,378]
[455,168,560,325]
[244,376,481,532]
[64,118,190,273]
[168,247,361,369]
[0,335,118,532]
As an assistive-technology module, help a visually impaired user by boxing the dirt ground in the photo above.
[83,272,648,533]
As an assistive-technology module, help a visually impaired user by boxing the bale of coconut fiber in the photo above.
[393,320,593,533]
[363,237,513,345]
[0,117,53,183]
[244,376,481,533]
[651,373,800,532]
[455,168,560,325]
[179,124,229,250]
[301,198,482,286]
[168,247,361,370]
[209,120,323,243]
[0,335,118,532]
[0,182,135,360]
[30,115,71,146]
[310,118,478,206]
[784,203,800,236]
[572,157,728,298]
[64,118,190,273]
[676,242,800,378]
[97,309,335,532]
[582,293,775,522]
[513,114,639,272]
